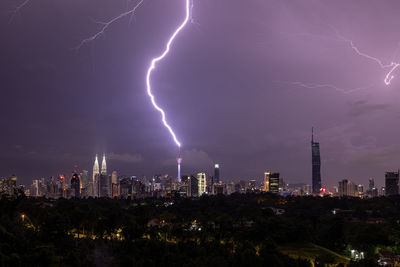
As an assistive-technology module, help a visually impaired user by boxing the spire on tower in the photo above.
[312,127,314,143]
[93,154,99,175]
[101,154,107,174]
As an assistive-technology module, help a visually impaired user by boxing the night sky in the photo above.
[2,0,400,187]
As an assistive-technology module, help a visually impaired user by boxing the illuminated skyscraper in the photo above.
[311,128,322,194]
[101,154,107,174]
[269,173,280,193]
[264,172,270,192]
[92,155,100,197]
[98,154,110,197]
[264,172,279,193]
[111,171,118,197]
[177,157,182,183]
[197,173,206,196]
[214,164,220,184]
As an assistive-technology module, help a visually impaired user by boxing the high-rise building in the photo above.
[31,179,40,197]
[177,157,182,183]
[369,178,375,191]
[385,172,399,196]
[214,164,220,184]
[197,173,207,196]
[92,155,100,197]
[264,172,270,192]
[71,172,80,198]
[187,175,198,197]
[80,170,89,197]
[357,184,364,198]
[264,172,279,193]
[338,179,348,197]
[111,171,118,197]
[99,173,110,197]
[270,173,280,193]
[101,154,107,175]
[347,181,357,197]
[311,128,322,194]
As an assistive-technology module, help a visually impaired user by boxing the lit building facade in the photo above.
[197,173,206,196]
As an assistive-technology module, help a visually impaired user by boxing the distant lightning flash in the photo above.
[284,81,374,94]
[333,28,400,85]
[9,0,30,24]
[145,0,191,148]
[75,0,144,50]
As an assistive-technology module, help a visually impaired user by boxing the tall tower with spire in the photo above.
[311,128,322,194]
[101,154,107,175]
[92,155,100,197]
[99,154,110,197]
[177,157,182,183]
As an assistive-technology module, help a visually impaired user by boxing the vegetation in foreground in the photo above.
[1,193,400,266]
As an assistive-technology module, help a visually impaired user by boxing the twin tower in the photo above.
[92,154,107,197]
[93,154,107,177]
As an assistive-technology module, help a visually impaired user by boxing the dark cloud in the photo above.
[1,0,400,188]
[348,100,389,117]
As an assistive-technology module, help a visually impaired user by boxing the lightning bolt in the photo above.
[145,0,191,148]
[333,28,400,85]
[75,0,144,50]
[284,81,374,94]
[9,0,30,24]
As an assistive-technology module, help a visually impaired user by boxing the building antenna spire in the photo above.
[312,127,314,143]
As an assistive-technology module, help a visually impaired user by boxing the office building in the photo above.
[311,128,322,194]
[214,164,220,184]
[197,173,206,196]
[385,172,399,196]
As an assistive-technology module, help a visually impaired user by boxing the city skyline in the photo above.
[2,0,400,187]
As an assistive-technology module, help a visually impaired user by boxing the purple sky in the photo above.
[2,0,400,188]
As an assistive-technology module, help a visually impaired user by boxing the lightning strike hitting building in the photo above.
[76,0,191,181]
[145,0,191,182]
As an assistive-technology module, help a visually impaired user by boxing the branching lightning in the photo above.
[333,28,400,85]
[75,0,144,50]
[284,81,374,94]
[146,0,191,148]
[9,0,30,24]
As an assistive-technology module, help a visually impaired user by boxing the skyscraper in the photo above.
[269,173,280,193]
[214,164,220,184]
[71,172,80,198]
[92,155,100,197]
[264,172,270,192]
[311,128,322,194]
[369,178,375,191]
[99,154,109,197]
[197,173,206,196]
[101,154,107,174]
[385,172,399,196]
[111,171,118,197]
[177,156,182,183]
[263,172,279,193]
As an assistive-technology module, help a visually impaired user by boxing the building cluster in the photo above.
[20,156,280,199]
[3,130,400,199]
